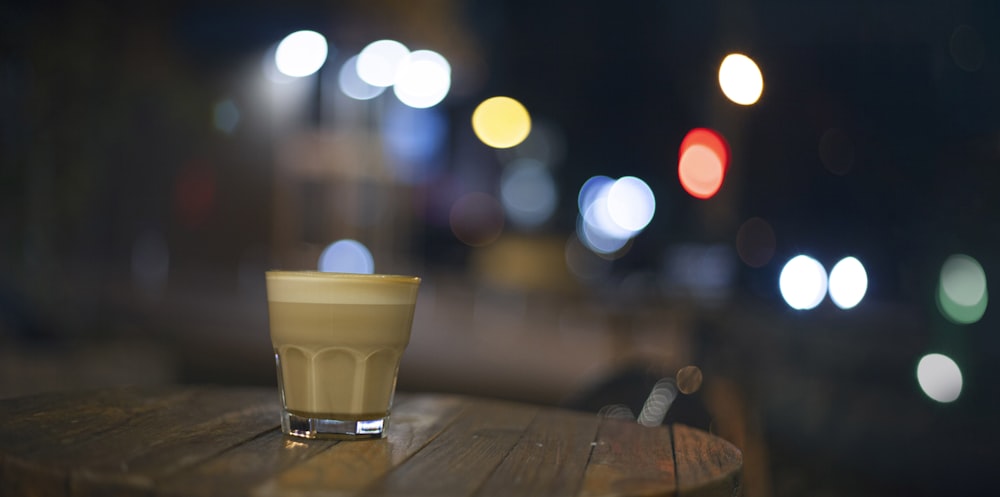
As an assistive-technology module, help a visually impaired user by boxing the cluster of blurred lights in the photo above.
[914,253,987,405]
[576,175,655,256]
[270,32,451,109]
[778,255,868,310]
[353,40,452,108]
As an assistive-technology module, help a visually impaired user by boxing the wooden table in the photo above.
[0,386,742,497]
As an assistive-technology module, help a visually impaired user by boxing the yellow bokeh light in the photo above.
[718,53,763,105]
[471,96,531,149]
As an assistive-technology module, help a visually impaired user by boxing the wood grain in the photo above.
[474,407,600,497]
[579,417,677,497]
[251,394,464,497]
[672,424,742,497]
[358,397,539,497]
[1,386,280,497]
[0,387,743,497]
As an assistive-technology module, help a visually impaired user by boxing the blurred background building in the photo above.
[1,0,998,495]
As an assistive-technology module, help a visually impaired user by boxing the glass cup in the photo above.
[265,271,421,439]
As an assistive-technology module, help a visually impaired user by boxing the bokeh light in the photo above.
[676,365,703,394]
[356,39,409,87]
[471,96,532,149]
[718,53,763,105]
[576,175,654,256]
[916,353,963,403]
[500,158,558,229]
[318,239,374,274]
[638,378,677,427]
[212,98,240,135]
[679,128,730,169]
[450,192,505,247]
[828,256,868,310]
[678,127,729,200]
[937,254,988,324]
[382,103,448,183]
[607,176,655,232]
[736,217,775,267]
[678,144,726,199]
[274,30,329,78]
[338,55,386,100]
[393,49,451,108]
[779,255,828,310]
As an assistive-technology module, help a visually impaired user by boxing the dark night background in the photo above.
[2,1,999,495]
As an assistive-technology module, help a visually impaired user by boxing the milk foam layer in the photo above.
[265,271,420,305]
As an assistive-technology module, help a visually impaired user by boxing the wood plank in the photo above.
[358,397,539,497]
[251,394,465,497]
[0,386,215,497]
[153,394,431,497]
[579,418,676,497]
[474,407,600,497]
[672,424,742,497]
[0,386,282,497]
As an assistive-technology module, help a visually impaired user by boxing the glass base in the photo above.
[280,409,388,440]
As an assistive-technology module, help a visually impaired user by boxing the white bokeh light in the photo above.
[318,239,374,274]
[916,353,963,403]
[607,176,655,232]
[393,49,451,108]
[274,30,329,78]
[828,256,868,309]
[338,54,386,100]
[356,39,409,87]
[779,255,828,310]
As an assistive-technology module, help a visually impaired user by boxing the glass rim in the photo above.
[265,270,420,284]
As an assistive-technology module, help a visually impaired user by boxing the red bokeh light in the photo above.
[678,128,730,200]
